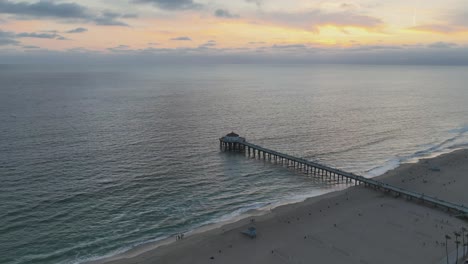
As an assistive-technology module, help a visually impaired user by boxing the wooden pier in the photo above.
[219,133,468,216]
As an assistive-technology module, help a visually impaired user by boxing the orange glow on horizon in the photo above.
[1,7,467,52]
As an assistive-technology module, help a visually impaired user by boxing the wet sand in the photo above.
[94,149,468,264]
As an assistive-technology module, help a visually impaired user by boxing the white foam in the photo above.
[365,158,401,178]
[448,124,468,134]
[365,125,468,178]
[73,235,171,264]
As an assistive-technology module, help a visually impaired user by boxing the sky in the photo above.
[0,0,468,64]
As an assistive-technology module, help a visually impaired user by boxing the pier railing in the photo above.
[219,136,468,215]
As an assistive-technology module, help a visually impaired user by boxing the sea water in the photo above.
[1,64,468,264]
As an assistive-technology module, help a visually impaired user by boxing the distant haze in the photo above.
[1,45,468,65]
[0,0,467,64]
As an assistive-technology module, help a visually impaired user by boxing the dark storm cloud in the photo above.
[214,9,239,19]
[132,0,203,10]
[170,36,192,41]
[0,0,129,26]
[66,27,88,34]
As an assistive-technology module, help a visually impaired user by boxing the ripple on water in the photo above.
[1,64,468,264]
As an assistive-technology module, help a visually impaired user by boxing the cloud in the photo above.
[132,0,202,10]
[0,30,20,46]
[67,47,96,53]
[0,0,89,18]
[66,27,88,34]
[199,40,216,48]
[427,42,458,49]
[122,13,139,19]
[2,43,468,65]
[214,9,239,19]
[340,3,357,10]
[271,44,308,49]
[259,9,383,32]
[0,30,68,43]
[347,45,403,52]
[245,0,262,7]
[0,0,129,26]
[16,32,67,40]
[22,45,40,49]
[93,11,130,26]
[107,44,131,52]
[170,36,192,41]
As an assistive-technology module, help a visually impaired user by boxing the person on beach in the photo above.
[176,233,184,241]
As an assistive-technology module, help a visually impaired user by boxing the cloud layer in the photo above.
[132,0,202,10]
[0,0,88,18]
[259,9,383,32]
[0,0,467,64]
[2,42,468,65]
[0,0,132,26]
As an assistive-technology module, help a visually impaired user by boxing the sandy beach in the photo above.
[95,149,468,264]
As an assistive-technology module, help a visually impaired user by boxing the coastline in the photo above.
[90,148,468,264]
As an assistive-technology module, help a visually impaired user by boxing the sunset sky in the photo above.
[1,0,468,63]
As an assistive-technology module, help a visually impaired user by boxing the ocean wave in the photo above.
[312,135,397,158]
[365,125,468,177]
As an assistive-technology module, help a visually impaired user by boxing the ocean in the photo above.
[1,64,468,264]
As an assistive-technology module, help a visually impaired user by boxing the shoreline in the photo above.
[90,147,468,264]
[88,186,351,264]
[87,187,346,264]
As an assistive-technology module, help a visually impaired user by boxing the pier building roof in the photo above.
[221,132,245,143]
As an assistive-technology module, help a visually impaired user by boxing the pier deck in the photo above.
[220,134,468,216]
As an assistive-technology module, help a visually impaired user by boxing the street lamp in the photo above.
[462,227,467,258]
[466,232,468,258]
[447,234,452,264]
[454,232,461,264]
